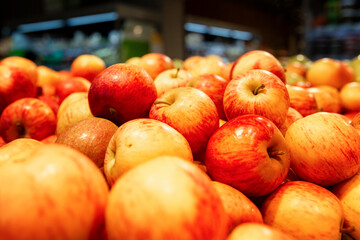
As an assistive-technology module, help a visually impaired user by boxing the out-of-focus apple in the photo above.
[70,54,106,82]
[307,58,354,89]
[56,117,118,168]
[230,50,286,83]
[182,55,203,71]
[312,85,342,113]
[308,87,341,113]
[36,65,62,96]
[55,76,91,103]
[40,134,57,144]
[0,98,56,142]
[219,119,227,127]
[88,63,157,126]
[104,118,193,186]
[332,172,360,240]
[286,85,318,116]
[227,223,296,240]
[188,73,228,120]
[105,156,228,240]
[0,65,37,114]
[149,87,219,154]
[340,82,360,113]
[154,68,192,97]
[261,181,344,240]
[350,112,360,134]
[285,112,360,186]
[279,107,303,136]
[37,94,60,116]
[0,56,38,85]
[139,53,174,80]
[0,144,109,240]
[205,114,290,197]
[0,136,5,147]
[56,92,94,135]
[0,138,42,164]
[125,56,141,66]
[285,61,307,78]
[211,181,263,233]
[187,55,228,80]
[224,70,290,128]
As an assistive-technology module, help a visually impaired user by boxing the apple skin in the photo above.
[0,144,109,240]
[40,134,57,144]
[285,112,360,186]
[211,181,263,233]
[261,181,344,240]
[187,73,228,120]
[56,92,94,135]
[56,117,118,168]
[88,63,157,126]
[0,98,57,142]
[279,107,303,136]
[70,54,106,82]
[230,50,286,83]
[182,55,203,71]
[55,76,91,103]
[154,68,193,97]
[227,223,296,240]
[103,118,193,186]
[0,56,38,85]
[0,136,5,147]
[37,94,60,116]
[36,65,62,97]
[308,87,341,113]
[205,114,290,197]
[223,69,290,128]
[0,138,42,164]
[332,172,360,239]
[187,55,229,80]
[0,65,37,114]
[286,85,318,116]
[340,82,360,113]
[149,86,219,154]
[139,53,174,80]
[105,156,228,240]
[125,57,141,66]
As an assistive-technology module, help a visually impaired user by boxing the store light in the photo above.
[17,20,65,33]
[232,30,253,41]
[184,23,208,34]
[208,26,232,38]
[67,12,118,27]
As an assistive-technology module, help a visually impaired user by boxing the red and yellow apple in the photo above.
[55,76,91,103]
[139,53,174,80]
[0,138,42,164]
[154,68,192,97]
[71,54,106,82]
[0,56,38,85]
[340,82,360,113]
[187,55,228,80]
[227,223,296,240]
[286,85,318,116]
[279,107,303,136]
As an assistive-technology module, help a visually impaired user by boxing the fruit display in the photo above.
[1,50,360,240]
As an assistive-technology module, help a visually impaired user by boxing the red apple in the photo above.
[286,85,318,116]
[285,112,360,186]
[40,134,57,144]
[227,223,296,240]
[36,65,62,96]
[103,118,193,186]
[88,63,157,126]
[205,114,290,197]
[154,68,192,96]
[279,107,303,136]
[139,53,174,80]
[37,94,60,116]
[0,65,37,114]
[340,82,360,113]
[56,117,118,168]
[187,55,229,80]
[55,76,91,103]
[0,144,109,240]
[0,98,56,142]
[0,56,38,85]
[230,50,285,83]
[182,55,203,71]
[224,69,290,128]
[308,87,342,113]
[0,138,42,164]
[187,73,228,120]
[211,181,263,233]
[105,156,228,240]
[70,54,106,82]
[149,86,219,154]
[261,181,344,240]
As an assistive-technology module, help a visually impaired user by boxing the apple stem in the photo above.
[253,84,266,95]
[109,107,117,115]
[172,68,180,78]
[154,99,171,107]
[16,122,25,138]
[268,150,285,159]
[341,226,355,234]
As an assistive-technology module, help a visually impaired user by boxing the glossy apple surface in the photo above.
[154,68,192,97]
[139,53,174,80]
[286,85,318,116]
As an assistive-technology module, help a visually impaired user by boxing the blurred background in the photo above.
[0,0,358,69]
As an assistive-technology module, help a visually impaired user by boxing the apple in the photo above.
[40,134,57,144]
[139,53,174,80]
[182,55,203,71]
[227,223,296,240]
[279,107,303,136]
[37,94,60,116]
[230,50,286,83]
[55,76,91,103]
[104,118,193,186]
[149,86,219,154]
[88,63,157,126]
[205,114,290,197]
[187,73,228,120]
[0,98,57,142]
[307,58,354,89]
[285,112,360,186]
[313,85,342,113]
[0,65,37,114]
[332,172,360,240]
[56,92,94,135]
[211,181,263,233]
[340,82,360,113]
[56,117,118,168]
[125,56,141,66]
[285,61,307,78]
[0,143,109,240]
[154,68,192,97]
[0,56,38,85]
[0,138,42,164]
[0,136,5,147]
[223,69,290,128]
[105,156,228,240]
[286,85,318,116]
[70,54,106,82]
[350,112,360,134]
[187,55,229,80]
[261,181,344,240]
[308,87,341,113]
[36,65,62,97]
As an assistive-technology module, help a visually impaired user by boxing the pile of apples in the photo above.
[1,49,360,240]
